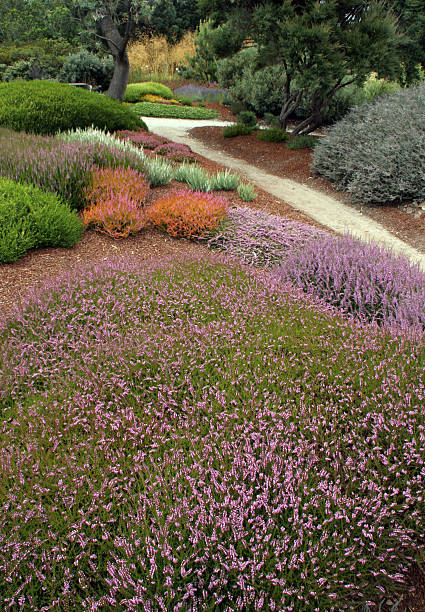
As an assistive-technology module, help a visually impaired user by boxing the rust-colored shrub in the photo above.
[82,166,150,237]
[146,189,229,239]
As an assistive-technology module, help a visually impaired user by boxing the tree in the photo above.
[148,0,201,43]
[72,0,151,101]
[200,0,402,135]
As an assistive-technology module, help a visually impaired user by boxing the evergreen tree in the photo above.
[200,0,402,135]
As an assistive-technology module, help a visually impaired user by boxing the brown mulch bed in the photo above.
[190,126,425,254]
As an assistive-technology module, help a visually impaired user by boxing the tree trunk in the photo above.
[279,90,302,129]
[99,13,132,102]
[290,91,325,136]
[107,50,130,102]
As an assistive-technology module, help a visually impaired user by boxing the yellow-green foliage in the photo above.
[124,82,174,103]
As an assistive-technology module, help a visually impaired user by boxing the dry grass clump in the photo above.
[128,32,195,82]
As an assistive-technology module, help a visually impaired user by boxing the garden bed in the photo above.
[190,126,425,254]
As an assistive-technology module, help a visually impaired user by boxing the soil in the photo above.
[190,126,425,254]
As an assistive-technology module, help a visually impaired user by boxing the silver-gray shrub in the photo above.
[312,83,425,205]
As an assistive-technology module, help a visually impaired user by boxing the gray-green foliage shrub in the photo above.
[217,49,287,116]
[0,178,83,263]
[313,84,425,205]
[257,128,288,143]
[59,50,114,90]
[223,124,252,137]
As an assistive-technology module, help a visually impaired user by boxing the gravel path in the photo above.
[143,117,425,270]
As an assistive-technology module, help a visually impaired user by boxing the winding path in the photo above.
[143,117,425,270]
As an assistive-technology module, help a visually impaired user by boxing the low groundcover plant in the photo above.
[0,258,424,609]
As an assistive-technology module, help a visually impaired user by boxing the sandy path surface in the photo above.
[143,117,425,270]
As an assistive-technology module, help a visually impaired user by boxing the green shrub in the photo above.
[124,82,174,103]
[286,135,318,149]
[133,102,218,119]
[58,50,114,91]
[229,100,247,116]
[0,178,83,263]
[313,83,425,205]
[222,123,252,138]
[263,112,280,127]
[237,110,257,127]
[257,128,288,142]
[179,96,193,106]
[237,182,257,201]
[0,80,146,135]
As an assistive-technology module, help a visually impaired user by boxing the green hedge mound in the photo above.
[0,177,83,263]
[0,80,147,135]
[124,82,174,103]
[133,101,218,119]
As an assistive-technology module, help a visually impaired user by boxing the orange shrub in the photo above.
[146,189,229,239]
[82,166,150,238]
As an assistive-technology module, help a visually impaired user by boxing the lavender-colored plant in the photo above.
[0,258,424,609]
[207,205,324,266]
[278,233,425,330]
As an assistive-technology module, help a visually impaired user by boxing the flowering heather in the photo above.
[278,233,425,331]
[146,189,229,238]
[82,166,149,237]
[115,129,167,150]
[207,205,325,267]
[0,258,424,609]
[0,128,93,210]
[153,142,196,163]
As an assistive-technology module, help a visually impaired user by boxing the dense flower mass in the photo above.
[82,166,150,237]
[115,129,167,149]
[0,258,424,610]
[146,189,229,238]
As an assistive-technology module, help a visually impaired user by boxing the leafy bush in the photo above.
[146,189,229,238]
[0,177,83,263]
[257,128,288,142]
[82,166,149,238]
[313,83,425,205]
[133,101,218,119]
[178,96,193,106]
[217,49,287,116]
[211,169,239,191]
[222,123,252,137]
[237,110,257,127]
[263,112,281,127]
[124,81,174,103]
[278,233,425,329]
[0,80,145,135]
[286,135,318,149]
[173,162,212,192]
[174,84,228,103]
[58,50,114,91]
[237,182,257,201]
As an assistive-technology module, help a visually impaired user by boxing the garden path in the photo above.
[143,117,425,270]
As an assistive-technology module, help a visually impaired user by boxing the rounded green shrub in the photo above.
[0,80,146,135]
[0,178,83,263]
[257,128,288,142]
[237,110,257,127]
[124,82,174,103]
[222,123,252,138]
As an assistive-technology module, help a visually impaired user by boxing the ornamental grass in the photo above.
[82,166,149,238]
[146,189,229,239]
[0,259,424,609]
